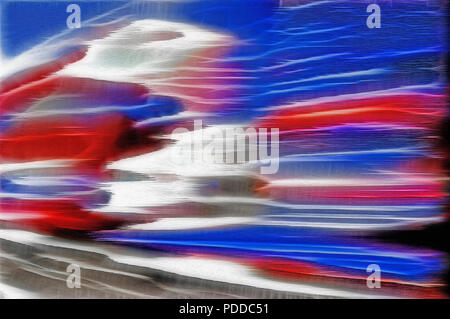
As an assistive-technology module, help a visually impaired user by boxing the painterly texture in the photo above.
[0,0,448,298]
